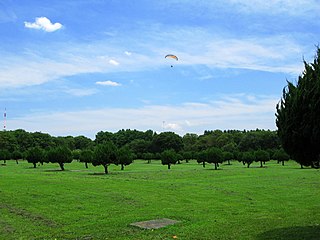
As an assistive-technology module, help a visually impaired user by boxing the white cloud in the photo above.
[109,59,119,66]
[0,55,102,88]
[7,94,278,138]
[163,122,182,131]
[64,88,97,97]
[124,51,132,56]
[24,17,62,32]
[96,80,121,87]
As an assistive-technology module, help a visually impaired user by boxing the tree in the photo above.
[196,150,207,168]
[273,148,290,166]
[0,149,11,164]
[182,151,195,163]
[241,151,256,168]
[151,132,183,153]
[206,147,223,170]
[182,133,198,152]
[12,150,23,164]
[74,135,93,150]
[72,149,81,161]
[161,149,177,169]
[31,132,55,149]
[12,129,33,152]
[79,149,93,168]
[26,147,45,168]
[116,147,133,170]
[223,151,234,165]
[176,152,184,164]
[95,131,114,144]
[276,47,320,168]
[141,152,155,163]
[127,139,151,159]
[92,142,117,174]
[47,146,73,171]
[0,131,17,152]
[254,149,270,167]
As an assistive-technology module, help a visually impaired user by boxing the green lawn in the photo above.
[0,160,319,240]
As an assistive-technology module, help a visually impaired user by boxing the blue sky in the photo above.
[1,0,319,138]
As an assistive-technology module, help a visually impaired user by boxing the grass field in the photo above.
[0,160,319,240]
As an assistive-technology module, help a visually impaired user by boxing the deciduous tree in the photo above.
[92,142,117,174]
[161,149,177,169]
[47,146,73,171]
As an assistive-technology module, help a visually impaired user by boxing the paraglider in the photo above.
[165,54,178,67]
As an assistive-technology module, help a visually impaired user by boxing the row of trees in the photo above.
[0,128,292,173]
[0,128,281,155]
[24,143,133,173]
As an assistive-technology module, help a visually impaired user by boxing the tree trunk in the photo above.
[168,163,171,169]
[214,163,218,170]
[282,161,284,166]
[202,161,205,168]
[16,160,19,164]
[227,159,231,165]
[247,163,250,168]
[260,161,263,167]
[121,164,124,170]
[104,165,109,174]
[59,162,65,171]
[33,163,37,168]
[85,162,88,168]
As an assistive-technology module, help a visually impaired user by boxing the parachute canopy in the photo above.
[165,54,178,61]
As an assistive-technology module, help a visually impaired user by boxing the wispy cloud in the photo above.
[227,0,320,16]
[96,80,121,87]
[109,59,119,66]
[7,94,278,138]
[24,17,63,32]
[161,0,320,17]
[0,2,17,23]
[64,88,97,97]
[0,22,310,90]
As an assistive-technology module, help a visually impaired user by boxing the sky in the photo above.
[1,0,319,139]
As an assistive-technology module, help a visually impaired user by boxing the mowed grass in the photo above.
[0,160,319,240]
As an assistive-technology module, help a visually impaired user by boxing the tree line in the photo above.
[0,128,292,173]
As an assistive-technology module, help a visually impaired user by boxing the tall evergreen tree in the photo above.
[276,47,320,168]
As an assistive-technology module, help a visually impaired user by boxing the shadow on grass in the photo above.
[256,225,320,240]
[43,169,67,172]
[88,172,109,176]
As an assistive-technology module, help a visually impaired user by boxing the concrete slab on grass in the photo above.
[130,218,180,229]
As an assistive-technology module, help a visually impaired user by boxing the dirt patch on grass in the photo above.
[130,218,180,229]
[0,204,58,228]
[0,219,15,234]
